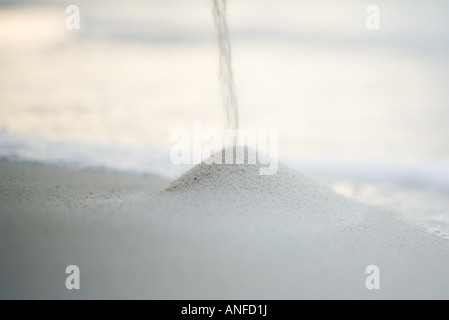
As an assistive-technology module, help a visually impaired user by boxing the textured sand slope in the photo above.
[162,149,367,229]
[1,153,449,299]
[149,149,449,298]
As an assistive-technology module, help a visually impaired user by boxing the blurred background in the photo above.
[1,0,449,236]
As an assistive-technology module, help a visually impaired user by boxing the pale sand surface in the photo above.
[1,154,449,299]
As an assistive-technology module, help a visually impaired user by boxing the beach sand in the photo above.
[1,151,449,299]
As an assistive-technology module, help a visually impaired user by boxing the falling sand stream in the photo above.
[212,0,239,130]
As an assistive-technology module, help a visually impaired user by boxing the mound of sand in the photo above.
[161,147,367,229]
[147,148,449,298]
[1,151,449,299]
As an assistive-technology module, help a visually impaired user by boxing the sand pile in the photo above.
[161,147,367,230]
[1,152,449,299]
[145,148,449,298]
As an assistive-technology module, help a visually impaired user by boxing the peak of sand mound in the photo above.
[161,148,367,228]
